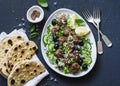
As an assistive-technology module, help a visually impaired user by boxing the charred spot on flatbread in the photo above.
[21,50,24,54]
[17,36,22,39]
[26,42,29,46]
[33,46,37,50]
[4,63,6,66]
[21,80,25,84]
[34,69,37,73]
[16,68,19,72]
[14,47,18,51]
[8,40,13,45]
[11,79,15,85]
[18,45,21,48]
[5,49,8,53]
[6,69,9,73]
[25,64,29,67]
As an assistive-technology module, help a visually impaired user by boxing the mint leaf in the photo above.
[30,25,35,33]
[75,19,85,26]
[38,0,48,8]
[30,32,39,38]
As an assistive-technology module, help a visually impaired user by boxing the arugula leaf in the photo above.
[37,0,48,8]
[30,25,35,33]
[75,19,85,26]
[30,32,39,38]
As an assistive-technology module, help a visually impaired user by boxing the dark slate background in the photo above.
[0,0,120,86]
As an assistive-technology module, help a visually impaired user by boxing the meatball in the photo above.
[51,26,59,34]
[73,35,79,44]
[58,17,67,26]
[70,52,80,61]
[54,49,64,58]
[58,36,67,44]
[64,27,72,36]
[70,63,80,73]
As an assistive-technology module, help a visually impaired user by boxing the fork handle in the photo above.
[97,40,103,54]
[93,23,112,47]
[102,34,112,47]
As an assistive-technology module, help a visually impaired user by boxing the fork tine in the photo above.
[95,6,100,19]
[81,9,89,20]
[97,7,100,19]
[81,8,92,20]
[93,7,96,18]
[95,7,98,18]
[84,8,92,18]
[93,7,98,19]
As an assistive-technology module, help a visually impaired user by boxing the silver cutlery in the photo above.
[81,8,103,54]
[81,8,112,51]
[93,7,103,54]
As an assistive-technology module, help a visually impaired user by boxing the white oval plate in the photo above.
[41,8,97,78]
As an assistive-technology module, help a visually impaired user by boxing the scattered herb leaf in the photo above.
[75,19,85,26]
[30,25,35,33]
[30,32,39,38]
[37,0,48,8]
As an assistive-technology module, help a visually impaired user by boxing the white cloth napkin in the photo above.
[0,29,49,86]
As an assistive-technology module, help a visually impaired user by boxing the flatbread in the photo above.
[6,40,38,73]
[0,35,24,56]
[0,35,24,77]
[8,60,45,86]
[0,56,9,78]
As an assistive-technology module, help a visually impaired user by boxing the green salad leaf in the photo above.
[38,0,48,8]
[75,19,85,26]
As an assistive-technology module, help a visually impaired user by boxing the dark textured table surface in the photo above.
[0,0,120,86]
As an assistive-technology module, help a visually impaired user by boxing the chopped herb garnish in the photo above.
[37,0,48,8]
[30,32,39,38]
[30,25,35,33]
[29,24,39,38]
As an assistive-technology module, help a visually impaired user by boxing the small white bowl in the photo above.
[26,5,44,23]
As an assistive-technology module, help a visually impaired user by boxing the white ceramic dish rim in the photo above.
[41,8,97,78]
[26,5,44,23]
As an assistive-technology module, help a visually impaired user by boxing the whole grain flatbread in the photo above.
[0,35,24,77]
[8,60,45,86]
[6,40,38,73]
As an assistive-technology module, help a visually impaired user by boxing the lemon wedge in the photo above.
[75,26,90,37]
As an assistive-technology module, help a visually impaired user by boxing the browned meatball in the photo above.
[58,36,67,44]
[51,26,59,34]
[70,52,80,61]
[58,17,67,26]
[73,35,79,44]
[64,27,72,36]
[70,63,80,73]
[54,49,64,58]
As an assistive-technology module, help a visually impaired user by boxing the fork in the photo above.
[81,8,103,54]
[93,7,103,54]
[81,8,112,47]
